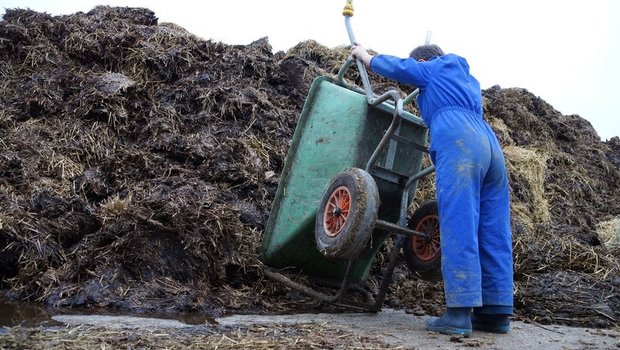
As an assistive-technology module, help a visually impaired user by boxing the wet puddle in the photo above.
[0,298,56,328]
[0,297,215,329]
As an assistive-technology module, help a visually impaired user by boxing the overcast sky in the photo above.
[2,0,619,140]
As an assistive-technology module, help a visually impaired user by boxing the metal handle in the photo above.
[342,1,381,106]
[341,0,428,185]
[342,0,402,174]
[341,1,420,110]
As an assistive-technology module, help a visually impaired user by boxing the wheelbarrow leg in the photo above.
[366,179,415,311]
[264,258,360,305]
[366,235,407,312]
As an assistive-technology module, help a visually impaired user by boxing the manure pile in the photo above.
[1,7,619,327]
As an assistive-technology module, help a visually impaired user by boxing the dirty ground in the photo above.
[2,308,620,349]
[1,6,620,348]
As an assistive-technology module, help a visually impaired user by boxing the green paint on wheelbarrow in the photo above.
[261,76,428,283]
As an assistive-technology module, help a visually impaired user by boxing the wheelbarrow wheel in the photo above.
[315,168,379,259]
[404,200,442,281]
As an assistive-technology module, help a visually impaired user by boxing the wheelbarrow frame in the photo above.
[264,47,437,311]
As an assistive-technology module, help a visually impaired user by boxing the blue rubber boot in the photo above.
[425,308,472,336]
[472,306,511,334]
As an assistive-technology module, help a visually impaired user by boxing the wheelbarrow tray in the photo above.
[261,76,428,284]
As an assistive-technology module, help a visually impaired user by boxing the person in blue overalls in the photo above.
[351,43,514,336]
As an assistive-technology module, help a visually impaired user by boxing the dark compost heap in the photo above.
[1,7,619,328]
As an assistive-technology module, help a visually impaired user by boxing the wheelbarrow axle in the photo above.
[374,219,429,239]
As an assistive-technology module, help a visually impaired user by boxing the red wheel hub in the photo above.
[323,186,351,237]
[412,214,440,261]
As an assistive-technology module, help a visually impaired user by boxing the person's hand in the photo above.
[351,44,373,66]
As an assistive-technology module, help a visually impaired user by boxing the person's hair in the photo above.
[409,44,445,61]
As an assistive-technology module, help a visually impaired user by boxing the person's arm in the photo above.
[370,55,431,88]
[351,44,431,88]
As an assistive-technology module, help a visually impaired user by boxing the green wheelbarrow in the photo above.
[261,0,441,312]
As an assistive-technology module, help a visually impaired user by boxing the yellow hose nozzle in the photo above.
[342,0,354,17]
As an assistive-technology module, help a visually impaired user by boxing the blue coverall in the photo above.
[370,54,513,309]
